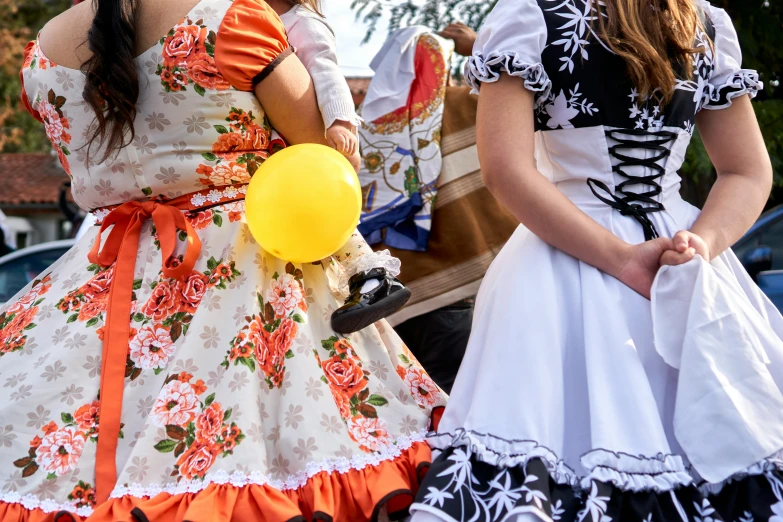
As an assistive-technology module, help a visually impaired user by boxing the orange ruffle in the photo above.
[214,0,290,92]
[0,442,432,522]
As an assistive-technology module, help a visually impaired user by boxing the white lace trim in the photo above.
[110,430,426,500]
[0,491,93,517]
[465,51,552,107]
[0,431,426,516]
[190,184,248,207]
[428,429,696,493]
[338,250,402,292]
[702,69,763,110]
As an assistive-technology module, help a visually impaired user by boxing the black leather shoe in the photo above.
[331,268,412,334]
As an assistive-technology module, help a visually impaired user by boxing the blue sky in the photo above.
[322,2,388,77]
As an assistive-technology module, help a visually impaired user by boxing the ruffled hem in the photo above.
[698,451,783,496]
[702,69,763,110]
[0,442,432,522]
[464,51,552,106]
[412,432,783,522]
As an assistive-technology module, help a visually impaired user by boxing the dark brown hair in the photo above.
[596,0,706,103]
[81,0,141,162]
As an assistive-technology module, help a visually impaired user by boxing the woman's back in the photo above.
[22,0,287,211]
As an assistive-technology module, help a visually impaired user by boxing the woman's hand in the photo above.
[659,230,711,267]
[615,237,674,299]
[437,22,477,57]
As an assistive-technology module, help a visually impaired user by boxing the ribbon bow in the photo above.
[87,199,201,503]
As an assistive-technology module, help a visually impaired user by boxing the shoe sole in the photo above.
[331,288,412,335]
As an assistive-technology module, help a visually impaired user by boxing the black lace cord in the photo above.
[587,129,677,241]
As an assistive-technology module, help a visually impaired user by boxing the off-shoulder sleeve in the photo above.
[464,0,550,104]
[19,41,43,122]
[215,0,293,91]
[700,1,762,110]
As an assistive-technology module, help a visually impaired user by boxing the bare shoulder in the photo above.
[38,1,94,68]
[37,0,204,70]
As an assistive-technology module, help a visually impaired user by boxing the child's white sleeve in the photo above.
[287,17,363,130]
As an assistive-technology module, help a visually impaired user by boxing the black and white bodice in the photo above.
[466,0,761,239]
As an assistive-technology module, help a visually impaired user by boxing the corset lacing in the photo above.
[587,129,677,241]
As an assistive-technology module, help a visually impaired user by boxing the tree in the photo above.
[0,0,71,153]
[352,0,783,208]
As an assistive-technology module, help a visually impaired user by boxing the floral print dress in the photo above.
[1,1,444,520]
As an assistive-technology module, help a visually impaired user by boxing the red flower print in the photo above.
[35,426,86,476]
[266,274,304,318]
[348,417,391,452]
[191,379,207,395]
[212,132,247,157]
[83,268,113,300]
[30,436,42,449]
[142,281,179,322]
[6,276,51,315]
[57,148,71,177]
[333,391,352,419]
[228,110,253,130]
[151,380,200,427]
[162,24,205,68]
[186,53,230,91]
[195,403,223,441]
[2,306,38,342]
[177,372,193,383]
[225,202,244,223]
[322,355,367,399]
[68,481,96,509]
[129,325,176,371]
[161,68,188,92]
[403,367,443,408]
[176,441,219,480]
[333,339,355,358]
[187,210,213,231]
[270,318,297,360]
[77,297,106,322]
[42,421,58,435]
[178,271,209,313]
[209,162,251,186]
[73,401,100,434]
[243,125,269,151]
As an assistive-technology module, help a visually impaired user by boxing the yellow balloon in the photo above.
[245,144,362,263]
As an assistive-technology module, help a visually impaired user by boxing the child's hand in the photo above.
[327,121,358,157]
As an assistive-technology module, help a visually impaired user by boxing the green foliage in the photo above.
[353,0,783,208]
[1,0,71,153]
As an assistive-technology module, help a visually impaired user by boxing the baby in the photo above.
[265,0,411,335]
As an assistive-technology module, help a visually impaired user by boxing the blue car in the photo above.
[734,204,783,311]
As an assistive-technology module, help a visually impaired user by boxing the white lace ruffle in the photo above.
[428,430,697,493]
[701,70,763,110]
[426,429,578,486]
[0,491,93,517]
[698,451,783,496]
[465,51,552,107]
[338,250,402,292]
[581,449,694,493]
[1,431,426,517]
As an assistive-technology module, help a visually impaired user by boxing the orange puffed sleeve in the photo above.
[215,0,293,91]
[19,41,43,123]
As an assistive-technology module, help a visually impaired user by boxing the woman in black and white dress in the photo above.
[408,0,783,520]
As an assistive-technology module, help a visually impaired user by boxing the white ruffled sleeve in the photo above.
[701,2,762,110]
[464,0,550,105]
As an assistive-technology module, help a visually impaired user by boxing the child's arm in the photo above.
[286,15,362,133]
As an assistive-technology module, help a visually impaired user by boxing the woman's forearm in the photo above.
[484,161,632,278]
[692,96,773,258]
[478,77,632,278]
[690,171,771,258]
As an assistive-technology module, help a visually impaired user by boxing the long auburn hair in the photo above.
[280,0,323,17]
[595,0,706,103]
[81,0,140,163]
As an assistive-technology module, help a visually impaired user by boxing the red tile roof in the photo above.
[346,77,372,108]
[0,153,69,208]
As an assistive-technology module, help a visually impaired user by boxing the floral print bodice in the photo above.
[20,0,287,213]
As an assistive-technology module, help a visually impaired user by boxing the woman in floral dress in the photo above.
[0,0,444,520]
